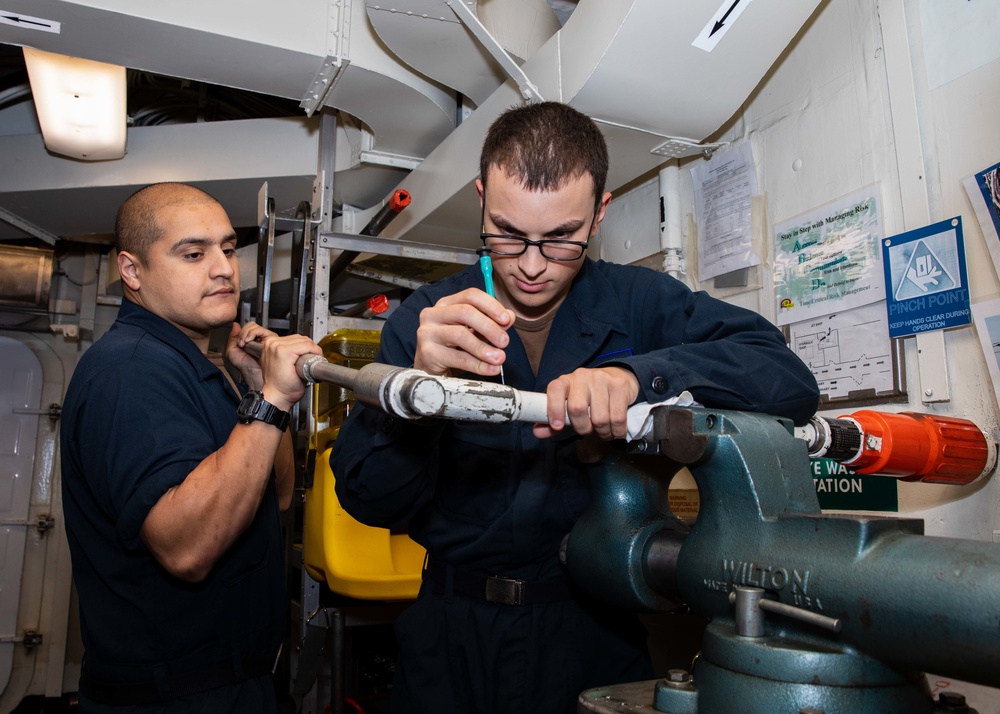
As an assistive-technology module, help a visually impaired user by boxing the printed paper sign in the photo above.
[774,186,885,326]
[788,302,898,402]
[971,298,1000,414]
[963,161,1000,282]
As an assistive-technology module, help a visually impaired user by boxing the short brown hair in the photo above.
[115,183,219,262]
[480,102,609,201]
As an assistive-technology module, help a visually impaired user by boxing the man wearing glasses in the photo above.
[331,102,819,713]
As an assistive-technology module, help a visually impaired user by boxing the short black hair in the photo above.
[115,183,219,262]
[480,102,609,201]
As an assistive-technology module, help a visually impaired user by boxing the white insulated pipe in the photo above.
[242,341,549,424]
[658,161,684,278]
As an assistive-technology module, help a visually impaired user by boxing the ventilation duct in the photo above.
[0,245,53,310]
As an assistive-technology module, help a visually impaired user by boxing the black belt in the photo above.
[79,652,275,705]
[424,559,573,606]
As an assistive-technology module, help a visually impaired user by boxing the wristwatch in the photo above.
[236,390,290,432]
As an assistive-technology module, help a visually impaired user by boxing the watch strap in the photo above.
[238,390,291,431]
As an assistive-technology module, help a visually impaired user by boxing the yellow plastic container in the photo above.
[304,328,425,600]
[312,329,381,453]
[304,446,426,600]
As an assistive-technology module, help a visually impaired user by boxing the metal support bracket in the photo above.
[12,403,62,421]
[0,206,59,245]
[0,514,56,535]
[258,180,325,231]
[256,197,277,330]
[289,201,313,336]
[300,55,350,117]
[915,330,950,404]
[446,0,543,103]
[359,150,423,171]
[318,231,478,265]
[301,0,353,116]
[0,631,43,649]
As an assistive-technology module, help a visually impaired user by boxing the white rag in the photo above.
[625,391,700,442]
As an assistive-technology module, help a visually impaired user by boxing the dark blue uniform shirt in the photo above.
[61,299,284,684]
[330,259,819,713]
[332,259,819,578]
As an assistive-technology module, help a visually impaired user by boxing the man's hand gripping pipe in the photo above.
[241,340,547,424]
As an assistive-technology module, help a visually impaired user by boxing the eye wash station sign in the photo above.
[881,217,971,339]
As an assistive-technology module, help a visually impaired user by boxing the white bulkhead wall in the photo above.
[604,0,1000,542]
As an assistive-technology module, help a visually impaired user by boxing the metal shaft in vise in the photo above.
[241,340,547,424]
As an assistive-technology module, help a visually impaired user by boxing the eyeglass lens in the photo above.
[483,235,586,260]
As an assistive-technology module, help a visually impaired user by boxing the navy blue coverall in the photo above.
[331,259,819,713]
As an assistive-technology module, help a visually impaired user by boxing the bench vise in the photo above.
[564,406,1000,713]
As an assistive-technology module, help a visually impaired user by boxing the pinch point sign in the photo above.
[882,217,970,339]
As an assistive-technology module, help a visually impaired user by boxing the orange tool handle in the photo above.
[842,410,993,484]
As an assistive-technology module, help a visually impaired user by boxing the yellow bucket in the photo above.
[303,447,425,600]
[304,328,425,600]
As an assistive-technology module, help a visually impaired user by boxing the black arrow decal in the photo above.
[709,0,744,37]
[2,15,53,28]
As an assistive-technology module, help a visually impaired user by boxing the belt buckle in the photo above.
[485,575,526,605]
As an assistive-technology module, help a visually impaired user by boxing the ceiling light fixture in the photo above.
[22,46,127,161]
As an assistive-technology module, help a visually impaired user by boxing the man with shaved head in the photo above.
[62,183,321,712]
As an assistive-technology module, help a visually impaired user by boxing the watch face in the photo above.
[238,390,264,422]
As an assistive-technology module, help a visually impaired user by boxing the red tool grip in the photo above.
[389,190,411,212]
[842,410,992,484]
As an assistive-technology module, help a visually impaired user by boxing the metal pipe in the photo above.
[288,200,312,336]
[729,586,842,635]
[337,293,389,318]
[330,608,345,714]
[255,197,276,328]
[329,189,412,282]
[241,341,549,425]
[343,264,426,290]
[658,161,683,278]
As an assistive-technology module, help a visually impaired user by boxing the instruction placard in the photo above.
[882,217,970,339]
[774,186,884,326]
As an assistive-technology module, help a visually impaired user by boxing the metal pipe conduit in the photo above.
[241,340,549,424]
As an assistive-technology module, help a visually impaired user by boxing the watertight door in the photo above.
[0,337,43,695]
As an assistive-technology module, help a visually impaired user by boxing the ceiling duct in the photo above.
[0,0,457,237]
[0,245,53,310]
[364,0,826,246]
[0,0,823,249]
[364,0,561,106]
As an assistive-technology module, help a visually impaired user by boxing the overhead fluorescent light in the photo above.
[22,47,127,161]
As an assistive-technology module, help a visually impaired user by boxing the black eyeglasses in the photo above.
[479,190,595,262]
[479,234,589,261]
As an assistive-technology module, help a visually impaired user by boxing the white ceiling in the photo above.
[0,0,824,250]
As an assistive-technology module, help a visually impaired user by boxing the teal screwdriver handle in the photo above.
[478,249,496,298]
[477,248,505,383]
